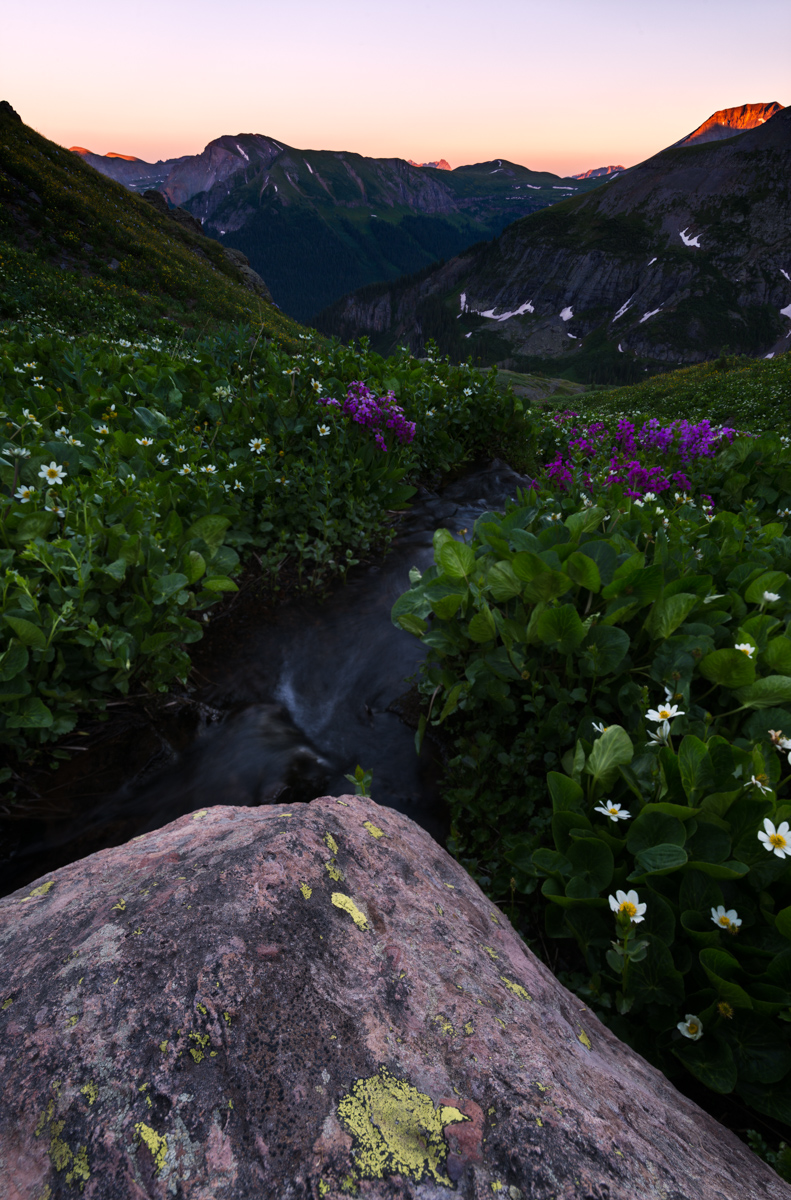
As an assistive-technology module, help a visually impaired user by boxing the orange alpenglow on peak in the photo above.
[105,152,139,161]
[677,102,785,146]
[407,158,451,170]
[69,147,91,155]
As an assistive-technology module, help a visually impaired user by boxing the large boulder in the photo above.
[0,795,787,1199]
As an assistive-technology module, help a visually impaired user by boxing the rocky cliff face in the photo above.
[69,147,185,192]
[1,794,788,1200]
[318,106,791,371]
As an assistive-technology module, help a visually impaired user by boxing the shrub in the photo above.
[393,426,791,1126]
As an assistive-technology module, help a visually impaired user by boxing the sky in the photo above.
[4,0,789,176]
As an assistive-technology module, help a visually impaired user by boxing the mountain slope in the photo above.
[71,136,606,322]
[0,102,299,344]
[675,101,784,146]
[315,104,791,381]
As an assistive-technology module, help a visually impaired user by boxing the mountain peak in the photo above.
[677,101,784,146]
[407,158,451,170]
[571,164,625,180]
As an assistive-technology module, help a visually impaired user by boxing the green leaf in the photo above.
[729,1013,791,1084]
[3,615,46,649]
[745,571,789,603]
[673,1037,737,1094]
[0,639,29,681]
[186,515,232,557]
[646,592,698,639]
[630,844,688,876]
[585,724,634,791]
[536,604,585,654]
[395,613,427,637]
[468,607,497,643]
[699,649,756,688]
[678,735,715,803]
[102,558,127,582]
[182,550,207,584]
[9,512,55,545]
[735,676,791,709]
[5,696,54,729]
[685,859,749,879]
[551,809,593,854]
[532,847,572,877]
[547,771,585,813]
[579,625,630,677]
[699,947,754,1009]
[763,637,791,675]
[565,551,601,593]
[431,593,464,620]
[141,631,178,653]
[776,905,791,944]
[565,506,606,537]
[566,837,614,893]
[486,561,522,602]
[438,541,475,579]
[151,572,189,603]
[201,577,239,593]
[627,810,686,854]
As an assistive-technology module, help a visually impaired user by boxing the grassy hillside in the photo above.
[0,104,304,347]
[565,351,791,430]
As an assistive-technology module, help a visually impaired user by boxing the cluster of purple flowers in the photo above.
[543,411,736,498]
[318,382,416,453]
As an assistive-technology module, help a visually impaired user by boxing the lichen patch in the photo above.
[337,1066,468,1186]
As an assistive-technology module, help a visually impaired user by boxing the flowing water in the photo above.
[0,461,531,895]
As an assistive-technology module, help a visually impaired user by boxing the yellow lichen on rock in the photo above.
[578,1028,592,1051]
[80,1081,98,1106]
[135,1122,168,1173]
[337,1066,468,1185]
[331,893,368,930]
[500,976,532,1001]
[300,882,313,899]
[363,821,385,839]
[324,832,339,854]
[20,881,54,902]
[325,860,344,882]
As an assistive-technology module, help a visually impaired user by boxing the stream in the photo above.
[0,461,532,896]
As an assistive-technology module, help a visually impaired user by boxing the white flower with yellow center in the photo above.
[646,703,683,723]
[157,453,169,466]
[594,802,631,822]
[317,424,331,437]
[249,437,267,453]
[96,424,109,435]
[643,491,657,502]
[136,436,154,447]
[234,479,244,492]
[177,465,193,476]
[758,817,790,858]
[592,722,609,734]
[677,1014,703,1041]
[711,905,741,932]
[201,464,218,475]
[38,461,66,484]
[14,485,36,503]
[735,643,755,657]
[608,889,646,923]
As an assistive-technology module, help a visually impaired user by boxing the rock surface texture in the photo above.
[0,795,787,1200]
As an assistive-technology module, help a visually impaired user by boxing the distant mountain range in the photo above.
[69,140,607,321]
[407,158,451,170]
[314,104,791,381]
[571,165,625,180]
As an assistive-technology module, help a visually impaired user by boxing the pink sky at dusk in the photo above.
[3,0,789,176]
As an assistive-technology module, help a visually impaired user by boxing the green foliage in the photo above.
[393,440,791,1126]
[0,324,520,761]
[344,764,374,797]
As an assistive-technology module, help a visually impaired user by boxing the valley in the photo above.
[71,136,607,322]
[316,103,791,381]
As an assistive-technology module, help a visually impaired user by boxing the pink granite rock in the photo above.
[0,795,788,1199]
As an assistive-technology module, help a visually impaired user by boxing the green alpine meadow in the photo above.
[3,93,791,1177]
